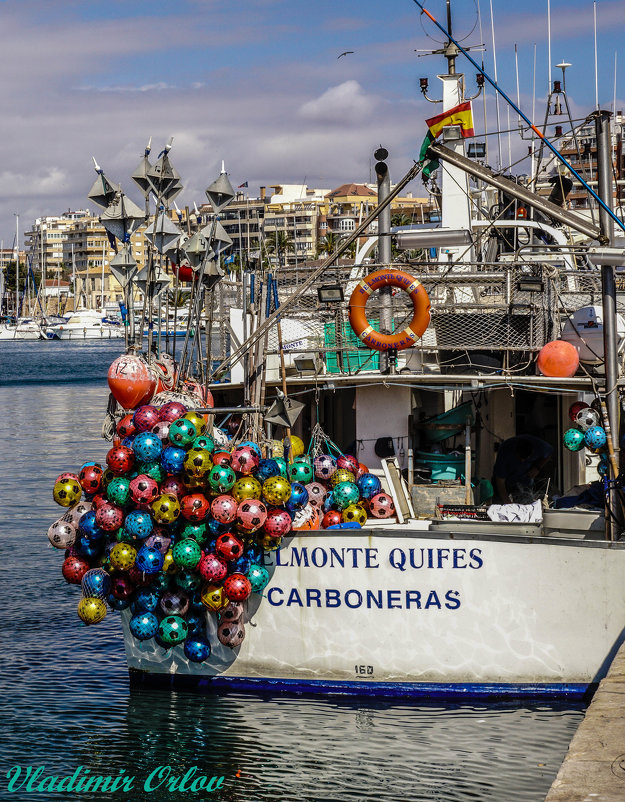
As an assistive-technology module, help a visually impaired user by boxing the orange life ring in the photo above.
[348,269,431,351]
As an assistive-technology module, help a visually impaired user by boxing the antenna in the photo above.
[476,0,488,163]
[614,52,618,114]
[547,0,552,94]
[515,44,522,129]
[594,1,599,109]
[489,0,502,169]
[92,157,102,174]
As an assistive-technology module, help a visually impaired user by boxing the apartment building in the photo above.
[24,210,94,279]
[202,182,433,266]
[66,216,151,310]
[262,185,330,263]
[0,249,25,270]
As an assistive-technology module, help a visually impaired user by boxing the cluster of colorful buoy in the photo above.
[563,401,609,474]
[47,402,396,661]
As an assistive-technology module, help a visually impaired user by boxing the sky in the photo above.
[1,0,624,246]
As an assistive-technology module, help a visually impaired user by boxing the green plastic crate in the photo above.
[324,321,380,373]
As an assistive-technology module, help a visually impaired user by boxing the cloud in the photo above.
[298,80,379,124]
[323,17,370,32]
[80,83,176,93]
[0,168,69,199]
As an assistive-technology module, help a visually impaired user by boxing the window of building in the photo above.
[339,219,355,232]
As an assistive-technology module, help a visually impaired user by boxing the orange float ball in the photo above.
[537,340,579,378]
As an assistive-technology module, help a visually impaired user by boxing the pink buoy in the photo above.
[217,619,245,648]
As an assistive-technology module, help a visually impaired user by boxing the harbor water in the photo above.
[1,341,584,802]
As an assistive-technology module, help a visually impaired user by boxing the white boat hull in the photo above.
[0,325,43,340]
[123,528,625,698]
[57,326,124,340]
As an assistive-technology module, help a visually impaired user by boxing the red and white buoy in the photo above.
[107,355,157,410]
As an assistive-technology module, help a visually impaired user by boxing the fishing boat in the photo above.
[54,2,625,700]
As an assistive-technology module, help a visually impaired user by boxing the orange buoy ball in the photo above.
[537,340,579,378]
[107,355,157,410]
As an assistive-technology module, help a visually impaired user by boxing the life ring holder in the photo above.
[348,269,431,351]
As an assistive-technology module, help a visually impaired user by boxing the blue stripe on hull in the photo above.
[128,670,595,701]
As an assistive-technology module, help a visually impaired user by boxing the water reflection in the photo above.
[60,690,583,802]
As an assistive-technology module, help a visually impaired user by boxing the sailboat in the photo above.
[0,317,45,340]
[0,259,46,340]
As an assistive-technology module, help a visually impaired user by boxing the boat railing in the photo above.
[203,258,622,380]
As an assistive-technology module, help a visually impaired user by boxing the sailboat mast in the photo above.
[41,219,47,319]
[14,214,19,317]
[71,243,76,310]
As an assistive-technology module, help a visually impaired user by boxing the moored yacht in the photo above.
[55,309,124,340]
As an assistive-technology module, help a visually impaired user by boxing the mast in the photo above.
[71,243,76,311]
[595,111,620,467]
[438,0,473,262]
[376,146,393,374]
[101,240,106,312]
[41,219,47,319]
[413,0,625,235]
[14,214,19,317]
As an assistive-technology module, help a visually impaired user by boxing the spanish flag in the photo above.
[419,100,474,177]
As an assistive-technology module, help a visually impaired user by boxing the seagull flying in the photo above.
[337,51,354,59]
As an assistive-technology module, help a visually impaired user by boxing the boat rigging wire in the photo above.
[411,0,625,236]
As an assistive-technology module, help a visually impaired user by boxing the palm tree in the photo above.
[317,231,340,258]
[167,289,187,308]
[265,231,293,267]
[391,211,412,228]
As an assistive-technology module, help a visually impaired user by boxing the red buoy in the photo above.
[568,401,590,422]
[172,261,195,282]
[107,355,157,410]
[537,340,580,378]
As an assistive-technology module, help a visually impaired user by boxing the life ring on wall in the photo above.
[348,269,431,351]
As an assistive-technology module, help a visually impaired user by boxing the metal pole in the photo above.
[595,110,620,539]
[376,153,395,374]
[242,270,249,405]
[14,214,19,318]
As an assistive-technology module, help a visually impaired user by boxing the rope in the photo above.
[101,393,118,441]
